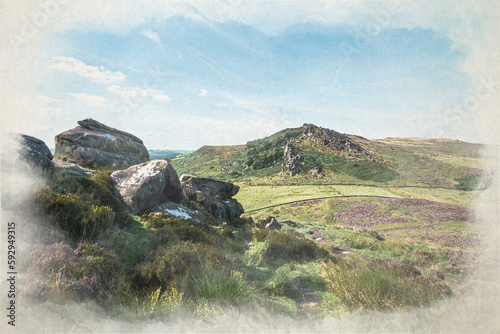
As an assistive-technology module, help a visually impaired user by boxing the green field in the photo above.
[235,184,476,212]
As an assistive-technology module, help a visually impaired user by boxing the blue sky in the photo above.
[7,1,494,150]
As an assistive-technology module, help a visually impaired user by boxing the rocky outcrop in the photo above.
[301,123,369,156]
[180,174,244,220]
[265,217,282,230]
[179,174,240,196]
[310,166,324,179]
[282,142,302,176]
[55,118,149,168]
[111,160,182,214]
[11,133,54,170]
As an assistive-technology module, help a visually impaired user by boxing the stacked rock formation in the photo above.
[55,118,149,168]
[180,174,244,220]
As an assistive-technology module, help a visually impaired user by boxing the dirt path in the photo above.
[292,278,325,319]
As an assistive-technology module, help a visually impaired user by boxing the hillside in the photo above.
[148,149,193,160]
[172,123,490,189]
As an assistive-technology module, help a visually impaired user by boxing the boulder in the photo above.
[179,174,240,197]
[111,160,182,214]
[55,118,149,168]
[1,133,52,211]
[180,174,244,220]
[265,217,282,230]
[310,166,324,179]
[10,133,54,170]
[150,202,206,226]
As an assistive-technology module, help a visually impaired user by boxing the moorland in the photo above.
[9,122,496,321]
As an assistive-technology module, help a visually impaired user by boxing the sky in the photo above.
[1,1,499,150]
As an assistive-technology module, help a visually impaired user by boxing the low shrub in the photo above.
[320,255,450,311]
[263,266,297,298]
[341,234,375,249]
[148,216,221,247]
[253,228,269,242]
[63,243,122,293]
[220,222,234,238]
[190,267,255,303]
[454,175,492,191]
[92,170,114,192]
[35,186,114,241]
[133,287,184,319]
[263,230,330,262]
[30,242,73,276]
[374,238,409,256]
[49,174,132,228]
[27,242,123,301]
[109,226,153,269]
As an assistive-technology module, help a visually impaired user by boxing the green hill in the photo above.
[148,149,193,160]
[172,123,489,189]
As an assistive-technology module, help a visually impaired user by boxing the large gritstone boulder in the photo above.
[10,133,54,170]
[180,174,244,220]
[111,160,182,214]
[55,118,149,168]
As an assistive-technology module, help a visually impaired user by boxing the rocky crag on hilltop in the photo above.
[300,123,367,155]
[281,124,371,177]
[55,118,149,168]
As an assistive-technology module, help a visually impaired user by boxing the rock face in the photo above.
[111,160,182,214]
[55,118,149,167]
[300,123,369,156]
[180,174,244,220]
[282,142,302,176]
[180,174,240,196]
[11,133,54,170]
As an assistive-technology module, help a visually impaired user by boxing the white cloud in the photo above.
[142,29,162,46]
[108,85,171,101]
[38,96,61,104]
[198,89,208,97]
[50,57,126,84]
[67,93,110,107]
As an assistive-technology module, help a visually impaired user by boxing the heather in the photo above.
[17,127,490,320]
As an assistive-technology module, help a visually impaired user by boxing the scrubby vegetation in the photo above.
[321,255,451,311]
[24,165,465,320]
[172,126,492,188]
[20,125,494,321]
[245,128,301,169]
[454,174,492,191]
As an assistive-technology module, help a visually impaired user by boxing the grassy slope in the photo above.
[244,195,477,286]
[171,130,491,188]
[172,145,248,181]
[362,138,488,187]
